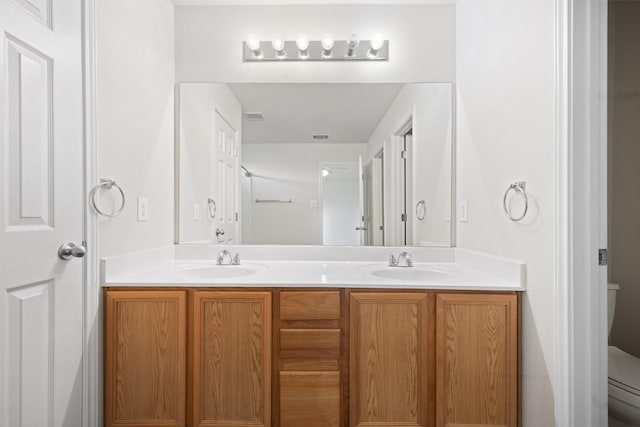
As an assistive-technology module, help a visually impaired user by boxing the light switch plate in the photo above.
[459,200,468,222]
[309,199,319,208]
[137,197,149,222]
[193,203,200,221]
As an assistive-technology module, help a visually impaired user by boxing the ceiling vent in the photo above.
[312,134,329,140]
[245,112,264,121]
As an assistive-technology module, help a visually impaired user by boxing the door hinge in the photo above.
[401,213,407,222]
[599,249,608,266]
[235,212,239,222]
[401,150,407,159]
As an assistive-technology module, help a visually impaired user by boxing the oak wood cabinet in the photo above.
[274,290,346,427]
[104,289,271,427]
[105,288,519,427]
[436,293,519,427]
[192,291,271,427]
[349,292,435,427]
[105,290,187,427]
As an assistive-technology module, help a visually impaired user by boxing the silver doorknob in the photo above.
[58,242,87,260]
[355,226,368,231]
[215,228,225,237]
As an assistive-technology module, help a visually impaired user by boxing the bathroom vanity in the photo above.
[102,246,524,427]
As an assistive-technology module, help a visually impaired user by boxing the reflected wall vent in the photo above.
[313,134,329,140]
[245,112,264,120]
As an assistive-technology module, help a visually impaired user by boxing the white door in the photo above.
[0,0,85,426]
[210,110,239,243]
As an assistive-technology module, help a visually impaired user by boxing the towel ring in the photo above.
[416,200,426,221]
[89,179,125,218]
[207,198,217,220]
[503,181,528,222]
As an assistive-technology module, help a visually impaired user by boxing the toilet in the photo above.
[608,283,640,426]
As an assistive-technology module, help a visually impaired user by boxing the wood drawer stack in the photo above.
[273,290,347,427]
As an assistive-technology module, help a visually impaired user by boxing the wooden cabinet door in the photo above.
[105,290,187,427]
[349,292,435,427]
[436,293,518,427]
[192,291,271,427]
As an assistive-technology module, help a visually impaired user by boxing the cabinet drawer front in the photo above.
[280,328,341,358]
[280,372,341,427]
[280,291,341,320]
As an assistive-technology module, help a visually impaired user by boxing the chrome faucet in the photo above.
[389,251,413,267]
[217,250,241,265]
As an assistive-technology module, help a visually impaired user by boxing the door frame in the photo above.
[555,0,608,426]
[80,0,609,425]
[83,0,101,425]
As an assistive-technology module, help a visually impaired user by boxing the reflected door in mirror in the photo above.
[211,110,239,243]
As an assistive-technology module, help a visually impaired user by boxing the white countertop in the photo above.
[101,245,525,291]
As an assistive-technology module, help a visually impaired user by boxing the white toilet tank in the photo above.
[609,283,621,337]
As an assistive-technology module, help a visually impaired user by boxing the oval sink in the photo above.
[177,262,267,280]
[182,267,256,279]
[370,268,448,282]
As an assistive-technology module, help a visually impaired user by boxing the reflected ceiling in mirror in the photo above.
[176,82,454,247]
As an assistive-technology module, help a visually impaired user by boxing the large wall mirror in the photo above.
[176,82,454,246]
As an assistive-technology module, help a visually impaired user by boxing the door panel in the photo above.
[0,0,85,426]
[6,281,53,427]
[6,34,53,229]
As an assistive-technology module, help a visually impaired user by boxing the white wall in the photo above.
[175,5,455,83]
[242,143,366,244]
[96,0,175,258]
[366,83,453,247]
[455,1,556,425]
[178,83,242,244]
[608,0,640,358]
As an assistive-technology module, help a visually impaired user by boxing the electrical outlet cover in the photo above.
[137,197,149,222]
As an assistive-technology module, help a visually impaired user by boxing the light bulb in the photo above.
[246,34,263,58]
[368,33,385,58]
[346,33,360,56]
[271,36,285,52]
[321,33,334,51]
[370,33,384,51]
[296,34,309,52]
[247,34,260,52]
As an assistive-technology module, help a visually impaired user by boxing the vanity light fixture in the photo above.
[243,33,389,62]
[246,34,262,58]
